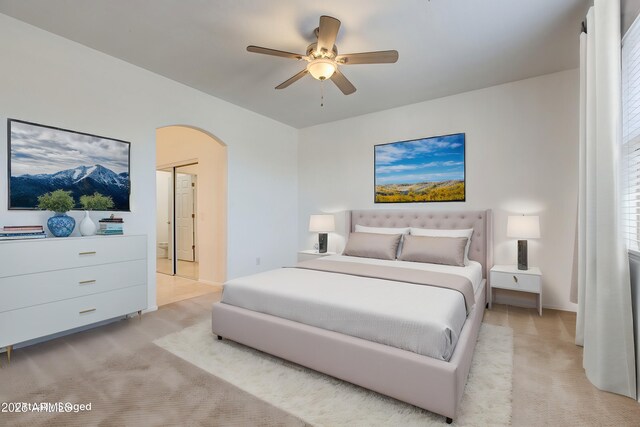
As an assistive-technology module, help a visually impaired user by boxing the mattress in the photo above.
[220,255,483,361]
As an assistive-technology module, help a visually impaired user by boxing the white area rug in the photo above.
[154,322,513,426]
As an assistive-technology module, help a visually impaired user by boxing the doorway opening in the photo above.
[155,125,227,307]
[155,163,199,280]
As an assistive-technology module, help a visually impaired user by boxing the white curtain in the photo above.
[576,0,636,399]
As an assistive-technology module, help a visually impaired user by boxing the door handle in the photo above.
[513,275,518,283]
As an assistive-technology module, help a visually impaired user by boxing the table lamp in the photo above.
[507,215,540,270]
[309,214,335,253]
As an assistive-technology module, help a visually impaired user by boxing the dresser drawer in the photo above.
[0,285,147,348]
[0,259,146,313]
[0,235,146,277]
[491,270,541,293]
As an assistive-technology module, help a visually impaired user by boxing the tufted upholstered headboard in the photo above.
[347,209,493,281]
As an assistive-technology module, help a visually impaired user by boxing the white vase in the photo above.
[79,210,97,236]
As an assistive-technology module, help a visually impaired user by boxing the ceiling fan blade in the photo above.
[336,50,399,65]
[330,69,356,95]
[275,69,309,89]
[247,45,304,60]
[317,15,341,53]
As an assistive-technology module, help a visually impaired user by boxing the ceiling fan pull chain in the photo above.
[321,80,324,107]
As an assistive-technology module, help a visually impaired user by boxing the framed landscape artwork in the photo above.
[374,133,465,203]
[7,119,131,211]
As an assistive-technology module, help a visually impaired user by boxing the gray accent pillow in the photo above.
[355,225,410,258]
[409,227,473,265]
[343,232,402,260]
[398,235,468,267]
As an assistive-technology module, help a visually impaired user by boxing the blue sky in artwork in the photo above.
[375,134,465,185]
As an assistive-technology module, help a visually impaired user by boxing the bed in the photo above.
[211,209,493,423]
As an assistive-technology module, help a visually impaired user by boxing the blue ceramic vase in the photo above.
[47,212,75,237]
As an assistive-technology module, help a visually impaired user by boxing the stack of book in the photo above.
[0,225,46,241]
[97,217,124,235]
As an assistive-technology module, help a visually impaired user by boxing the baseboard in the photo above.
[542,304,577,313]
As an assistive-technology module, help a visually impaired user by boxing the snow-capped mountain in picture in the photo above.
[9,120,131,211]
[10,165,130,211]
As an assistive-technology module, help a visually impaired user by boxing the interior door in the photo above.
[175,173,195,262]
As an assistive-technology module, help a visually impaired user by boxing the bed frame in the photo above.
[211,209,493,423]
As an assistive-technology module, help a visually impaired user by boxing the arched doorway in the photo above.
[155,125,227,306]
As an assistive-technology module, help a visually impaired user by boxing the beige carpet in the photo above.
[4,294,639,426]
[0,343,308,427]
[154,322,513,426]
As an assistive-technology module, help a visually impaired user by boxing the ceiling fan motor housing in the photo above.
[306,42,338,60]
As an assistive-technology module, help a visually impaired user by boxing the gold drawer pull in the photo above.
[79,280,96,285]
[79,251,97,256]
[79,308,96,314]
[513,275,518,283]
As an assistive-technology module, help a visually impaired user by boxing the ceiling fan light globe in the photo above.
[307,58,336,80]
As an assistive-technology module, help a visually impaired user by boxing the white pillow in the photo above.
[409,227,474,265]
[355,225,410,258]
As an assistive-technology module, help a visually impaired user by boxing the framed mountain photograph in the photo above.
[7,119,131,211]
[374,133,465,203]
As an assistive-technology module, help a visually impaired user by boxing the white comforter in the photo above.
[221,255,483,361]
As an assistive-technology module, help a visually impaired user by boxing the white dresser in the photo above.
[0,234,147,359]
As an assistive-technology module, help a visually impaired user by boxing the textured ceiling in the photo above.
[0,0,589,128]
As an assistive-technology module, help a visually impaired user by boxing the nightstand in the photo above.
[297,250,337,262]
[490,265,542,315]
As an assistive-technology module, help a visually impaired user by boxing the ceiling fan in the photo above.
[247,15,399,95]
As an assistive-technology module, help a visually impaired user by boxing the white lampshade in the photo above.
[307,58,337,80]
[507,215,540,239]
[309,214,335,232]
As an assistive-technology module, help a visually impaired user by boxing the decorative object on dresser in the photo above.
[7,119,131,211]
[506,215,540,270]
[297,249,337,262]
[0,234,147,363]
[79,192,115,236]
[37,189,76,237]
[79,211,97,236]
[490,264,542,316]
[97,215,124,235]
[0,225,46,241]
[308,214,335,253]
[374,133,465,203]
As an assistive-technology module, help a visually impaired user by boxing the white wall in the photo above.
[298,69,579,312]
[0,12,579,313]
[0,14,299,311]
